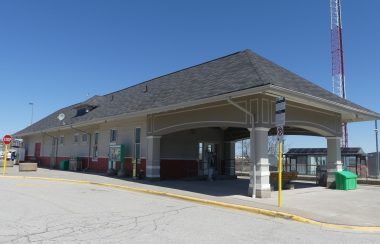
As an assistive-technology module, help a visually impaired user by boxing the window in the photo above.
[59,136,64,145]
[135,128,141,159]
[76,108,87,116]
[198,142,203,160]
[74,134,79,143]
[110,129,117,143]
[82,134,88,143]
[93,132,99,159]
[94,132,99,145]
[75,106,95,117]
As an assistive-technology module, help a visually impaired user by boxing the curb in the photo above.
[2,175,380,232]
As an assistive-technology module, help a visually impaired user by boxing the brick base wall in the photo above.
[160,159,198,180]
[27,156,194,180]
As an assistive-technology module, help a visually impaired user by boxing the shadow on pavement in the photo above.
[51,167,320,197]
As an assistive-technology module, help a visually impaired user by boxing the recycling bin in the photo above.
[335,171,357,190]
[59,160,69,170]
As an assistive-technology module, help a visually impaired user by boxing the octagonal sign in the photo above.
[2,135,12,145]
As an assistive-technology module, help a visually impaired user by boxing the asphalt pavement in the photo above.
[2,165,380,228]
[1,175,380,243]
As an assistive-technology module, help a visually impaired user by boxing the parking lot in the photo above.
[2,165,380,227]
[1,172,380,243]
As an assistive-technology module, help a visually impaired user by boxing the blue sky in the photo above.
[0,0,379,152]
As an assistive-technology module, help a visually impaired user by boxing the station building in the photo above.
[14,50,380,198]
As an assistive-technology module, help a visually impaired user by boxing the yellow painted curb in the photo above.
[2,175,380,232]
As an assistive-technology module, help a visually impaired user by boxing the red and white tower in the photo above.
[330,0,348,147]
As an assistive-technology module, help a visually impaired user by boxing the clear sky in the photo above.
[0,0,379,152]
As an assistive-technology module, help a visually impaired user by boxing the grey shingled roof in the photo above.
[15,49,379,136]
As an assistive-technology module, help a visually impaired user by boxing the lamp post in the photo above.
[375,120,379,178]
[29,102,34,125]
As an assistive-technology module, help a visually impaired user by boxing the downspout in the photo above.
[70,126,92,171]
[227,97,256,198]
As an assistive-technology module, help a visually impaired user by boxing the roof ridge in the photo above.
[244,50,273,85]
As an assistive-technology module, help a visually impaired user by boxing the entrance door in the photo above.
[34,142,41,161]
[198,143,218,176]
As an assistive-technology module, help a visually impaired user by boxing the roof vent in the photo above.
[144,85,148,93]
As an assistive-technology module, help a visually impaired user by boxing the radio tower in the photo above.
[330,0,348,147]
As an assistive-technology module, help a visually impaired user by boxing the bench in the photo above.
[270,171,298,190]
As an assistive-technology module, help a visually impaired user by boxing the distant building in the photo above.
[284,148,367,177]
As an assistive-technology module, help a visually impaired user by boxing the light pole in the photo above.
[29,102,34,125]
[375,120,379,178]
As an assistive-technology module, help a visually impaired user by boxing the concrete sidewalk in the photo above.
[2,165,380,227]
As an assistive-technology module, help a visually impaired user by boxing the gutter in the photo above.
[227,97,256,198]
[267,85,380,121]
[15,82,380,137]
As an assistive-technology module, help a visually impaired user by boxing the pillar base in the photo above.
[326,181,336,189]
[248,186,271,198]
[117,169,126,177]
[256,189,271,198]
[326,174,336,189]
[248,186,255,197]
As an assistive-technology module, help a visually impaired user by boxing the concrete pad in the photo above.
[19,163,38,171]
[0,161,13,167]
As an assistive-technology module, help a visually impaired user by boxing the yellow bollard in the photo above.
[132,159,137,178]
[3,144,8,176]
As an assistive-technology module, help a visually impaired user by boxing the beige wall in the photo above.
[161,128,224,160]
[23,116,147,159]
[149,94,341,137]
[22,94,341,161]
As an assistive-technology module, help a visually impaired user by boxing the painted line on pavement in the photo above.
[1,175,380,232]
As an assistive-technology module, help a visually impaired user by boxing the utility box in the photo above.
[69,158,80,171]
[108,144,125,176]
[335,171,357,190]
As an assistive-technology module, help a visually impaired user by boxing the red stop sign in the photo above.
[2,135,12,145]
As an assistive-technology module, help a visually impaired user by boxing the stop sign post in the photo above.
[2,135,13,175]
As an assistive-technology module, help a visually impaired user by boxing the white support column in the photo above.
[248,127,271,198]
[146,136,161,180]
[224,141,235,176]
[326,137,343,188]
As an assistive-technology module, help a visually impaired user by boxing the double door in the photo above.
[198,143,219,176]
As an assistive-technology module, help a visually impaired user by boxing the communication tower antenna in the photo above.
[330,0,348,147]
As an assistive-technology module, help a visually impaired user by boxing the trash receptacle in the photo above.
[335,171,357,190]
[59,160,69,170]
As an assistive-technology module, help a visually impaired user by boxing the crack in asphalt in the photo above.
[0,206,196,243]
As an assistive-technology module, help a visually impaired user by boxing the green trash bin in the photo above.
[59,160,69,170]
[335,171,357,190]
